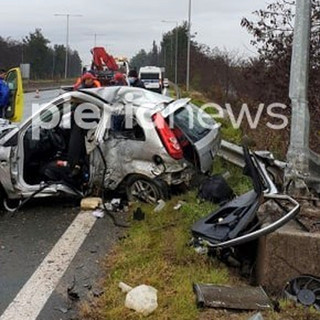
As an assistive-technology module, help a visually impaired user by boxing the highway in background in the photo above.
[23,89,61,121]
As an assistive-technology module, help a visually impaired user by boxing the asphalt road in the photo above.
[23,89,62,122]
[0,87,170,319]
[0,198,126,320]
[0,90,130,320]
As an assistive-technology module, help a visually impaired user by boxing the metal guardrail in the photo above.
[168,81,181,99]
[218,140,245,168]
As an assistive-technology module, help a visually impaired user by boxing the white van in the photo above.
[139,66,163,93]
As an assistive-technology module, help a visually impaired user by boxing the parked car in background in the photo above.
[0,86,220,209]
[139,66,163,93]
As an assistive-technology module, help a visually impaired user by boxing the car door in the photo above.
[0,126,19,197]
[5,67,24,122]
[162,99,221,173]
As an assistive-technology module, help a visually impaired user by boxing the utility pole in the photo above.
[286,0,311,188]
[54,13,82,79]
[186,0,191,91]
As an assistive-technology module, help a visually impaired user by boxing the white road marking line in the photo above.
[0,211,97,320]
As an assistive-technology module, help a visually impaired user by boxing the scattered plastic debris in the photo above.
[93,289,105,297]
[192,146,300,250]
[92,209,105,219]
[124,284,158,316]
[284,275,320,309]
[154,200,166,212]
[81,197,102,210]
[248,313,264,320]
[193,245,208,255]
[198,175,234,205]
[104,198,128,212]
[111,198,121,206]
[119,282,133,293]
[174,201,186,211]
[104,202,113,211]
[54,306,69,314]
[67,277,80,302]
[133,208,145,221]
[193,284,273,311]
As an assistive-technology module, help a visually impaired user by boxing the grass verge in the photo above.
[79,88,320,319]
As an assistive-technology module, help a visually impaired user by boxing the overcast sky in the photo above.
[2,0,268,65]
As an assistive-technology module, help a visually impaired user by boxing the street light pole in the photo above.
[162,20,179,86]
[84,33,107,47]
[54,13,82,79]
[186,0,191,91]
[285,0,312,187]
[93,33,107,47]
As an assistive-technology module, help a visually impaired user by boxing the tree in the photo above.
[160,23,191,84]
[241,0,320,152]
[130,49,148,71]
[0,37,24,69]
[149,41,159,66]
[23,28,51,79]
[241,0,320,100]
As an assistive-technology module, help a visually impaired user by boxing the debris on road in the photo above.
[191,146,300,251]
[54,306,69,314]
[133,207,145,221]
[92,288,105,297]
[173,201,186,211]
[67,288,80,302]
[124,284,158,316]
[119,281,133,293]
[111,198,121,206]
[193,283,273,311]
[80,197,102,210]
[284,275,320,309]
[92,209,105,219]
[103,198,128,212]
[154,199,166,212]
[198,174,235,205]
[67,277,80,302]
[248,313,264,320]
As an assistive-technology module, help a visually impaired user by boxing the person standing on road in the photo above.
[128,70,145,88]
[0,69,10,118]
[73,72,101,90]
[113,72,128,86]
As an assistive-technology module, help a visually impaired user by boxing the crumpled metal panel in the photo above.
[193,284,272,311]
[0,146,15,194]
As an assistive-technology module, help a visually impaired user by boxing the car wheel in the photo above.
[126,175,167,204]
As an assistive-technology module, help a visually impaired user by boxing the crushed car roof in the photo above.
[81,86,173,109]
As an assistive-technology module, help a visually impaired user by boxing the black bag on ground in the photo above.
[198,175,235,205]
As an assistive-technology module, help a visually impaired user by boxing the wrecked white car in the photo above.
[0,86,220,209]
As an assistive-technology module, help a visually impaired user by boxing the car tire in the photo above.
[126,175,168,204]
